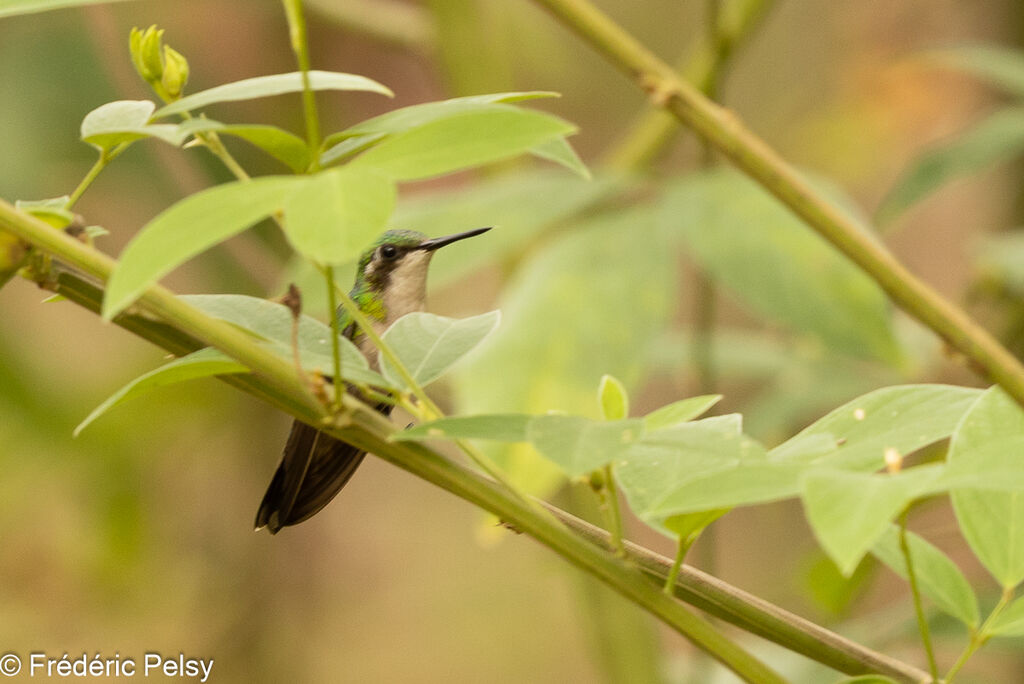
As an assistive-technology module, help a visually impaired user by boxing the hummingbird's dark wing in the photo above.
[255,314,390,534]
[254,404,390,533]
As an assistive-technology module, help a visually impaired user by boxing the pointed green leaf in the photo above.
[598,374,629,421]
[394,414,532,442]
[103,176,302,319]
[949,386,1024,589]
[74,348,247,436]
[926,45,1024,97]
[527,415,644,477]
[0,0,136,17]
[180,294,389,387]
[153,71,393,118]
[802,465,947,576]
[281,167,396,263]
[15,196,73,228]
[772,384,983,471]
[183,121,311,173]
[878,109,1024,223]
[80,100,182,150]
[871,524,979,628]
[988,596,1024,637]
[664,509,729,543]
[381,310,501,388]
[663,169,901,363]
[350,104,576,181]
[529,137,591,179]
[643,395,722,431]
[646,462,806,517]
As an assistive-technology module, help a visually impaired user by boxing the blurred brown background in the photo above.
[2,1,1024,682]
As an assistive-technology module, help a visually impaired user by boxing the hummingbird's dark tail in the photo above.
[255,420,370,533]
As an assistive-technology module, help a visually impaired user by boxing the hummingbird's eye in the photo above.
[379,244,399,260]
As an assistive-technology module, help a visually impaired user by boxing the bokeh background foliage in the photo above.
[5,0,1024,682]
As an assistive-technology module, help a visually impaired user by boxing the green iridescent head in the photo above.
[353,227,491,292]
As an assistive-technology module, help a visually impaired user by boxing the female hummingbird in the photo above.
[255,227,491,533]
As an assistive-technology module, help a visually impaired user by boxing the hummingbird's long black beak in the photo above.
[418,227,491,251]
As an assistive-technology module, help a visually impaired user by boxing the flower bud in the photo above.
[161,46,189,100]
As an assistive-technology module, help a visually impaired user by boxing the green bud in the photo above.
[141,27,166,82]
[598,374,629,421]
[160,46,189,100]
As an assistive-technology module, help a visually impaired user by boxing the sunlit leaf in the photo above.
[871,524,979,628]
[643,395,722,431]
[394,414,531,442]
[988,596,1024,637]
[0,0,137,17]
[80,100,181,150]
[381,310,501,388]
[281,167,396,263]
[178,120,311,172]
[153,71,393,118]
[949,386,1024,590]
[74,348,247,436]
[771,384,983,471]
[350,104,576,181]
[103,176,301,319]
[598,374,629,421]
[877,109,1024,223]
[802,465,946,576]
[527,415,644,477]
[662,169,901,363]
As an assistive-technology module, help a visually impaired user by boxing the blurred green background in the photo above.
[4,0,1024,682]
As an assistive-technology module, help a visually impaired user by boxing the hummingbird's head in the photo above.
[355,227,491,320]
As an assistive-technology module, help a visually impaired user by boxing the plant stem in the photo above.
[601,463,626,557]
[944,588,1014,683]
[530,0,1024,411]
[282,0,322,166]
[899,511,938,680]
[601,0,774,170]
[322,264,344,411]
[199,131,252,180]
[65,144,130,210]
[664,535,696,595]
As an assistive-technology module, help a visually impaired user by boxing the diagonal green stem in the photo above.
[899,511,938,680]
[66,143,131,211]
[529,0,1024,411]
[322,264,344,411]
[945,588,1014,683]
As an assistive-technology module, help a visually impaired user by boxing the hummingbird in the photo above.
[255,226,491,533]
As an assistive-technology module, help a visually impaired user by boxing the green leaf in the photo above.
[281,167,396,263]
[394,414,532,442]
[771,384,983,471]
[454,206,676,496]
[643,462,805,518]
[926,45,1024,97]
[0,0,136,19]
[380,310,501,388]
[529,137,591,179]
[802,465,947,576]
[598,375,629,421]
[616,416,766,534]
[103,176,301,319]
[663,509,729,543]
[878,109,1024,223]
[662,169,901,363]
[350,104,576,181]
[871,524,979,628]
[325,92,560,144]
[180,294,389,387]
[179,120,311,172]
[80,100,182,150]
[15,196,73,228]
[988,596,1024,637]
[643,395,722,431]
[949,386,1024,590]
[74,348,247,436]
[153,71,393,118]
[527,415,644,477]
